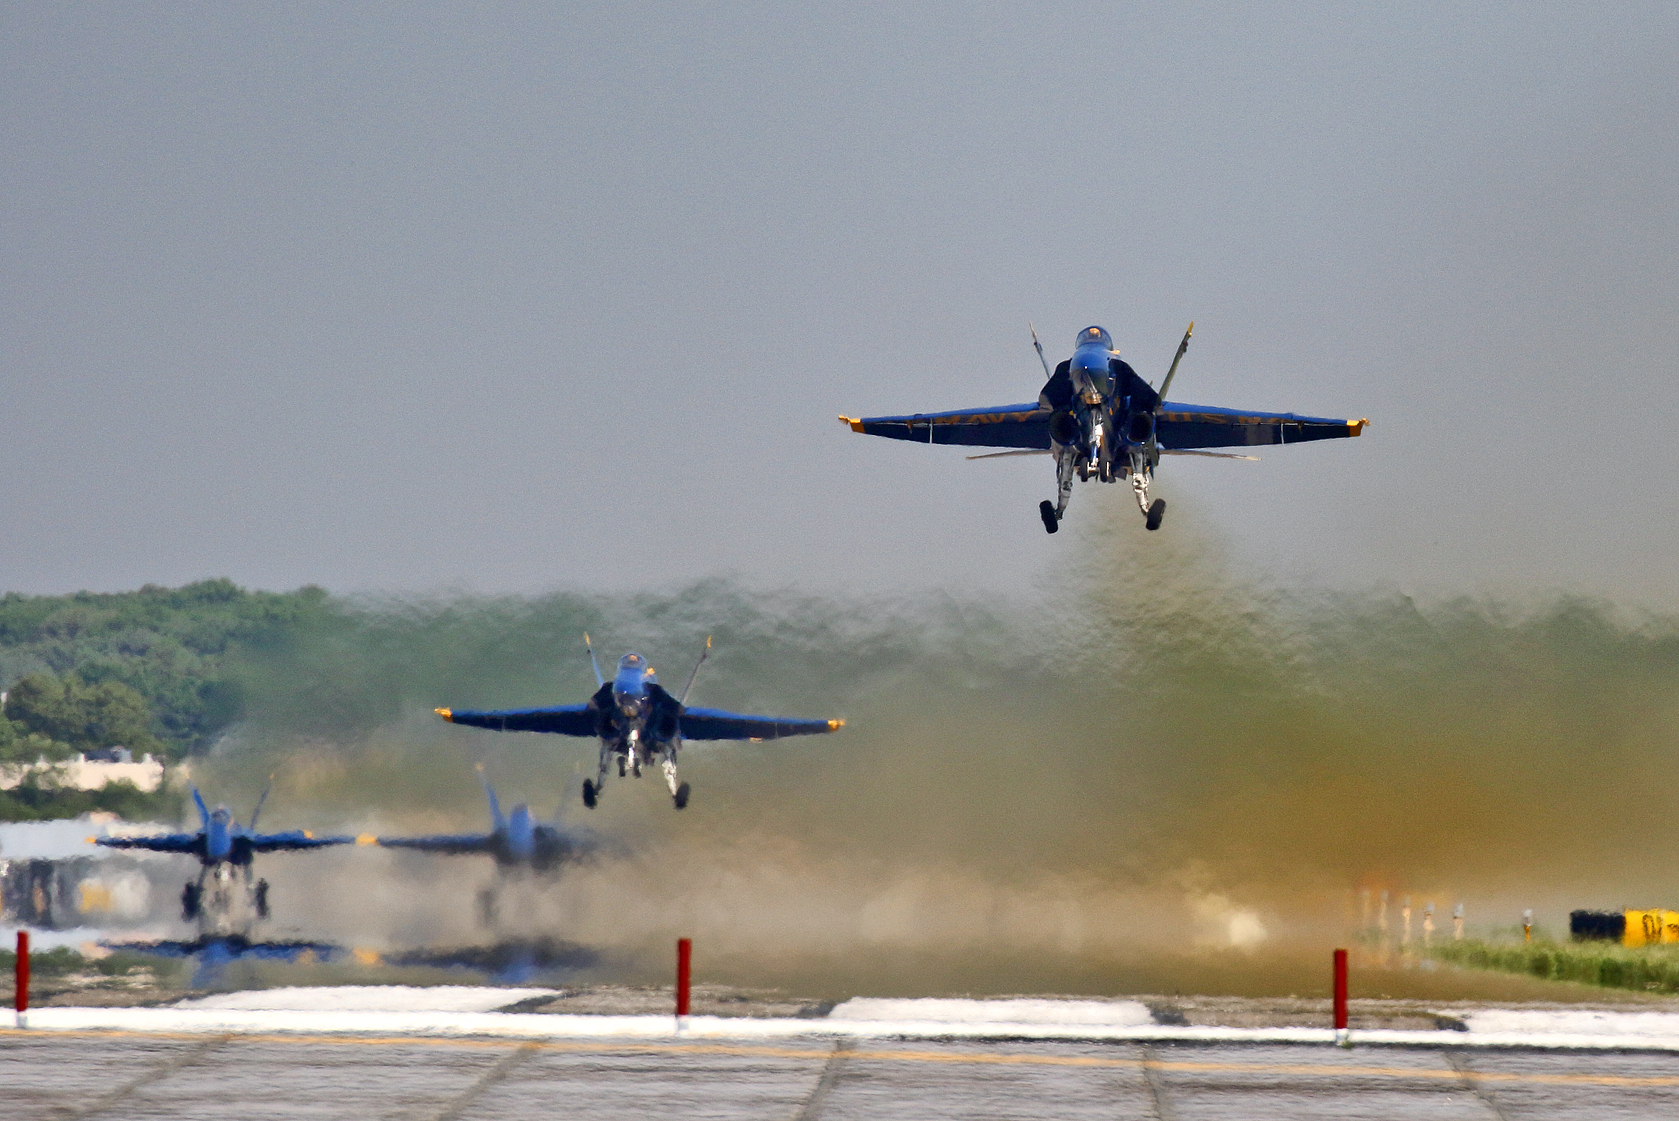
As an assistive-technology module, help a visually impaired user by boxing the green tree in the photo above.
[4,673,160,755]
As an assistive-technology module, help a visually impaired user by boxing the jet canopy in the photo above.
[1077,326,1113,350]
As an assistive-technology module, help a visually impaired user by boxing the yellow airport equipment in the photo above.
[1623,909,1679,947]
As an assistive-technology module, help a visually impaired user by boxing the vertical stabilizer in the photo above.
[477,764,506,832]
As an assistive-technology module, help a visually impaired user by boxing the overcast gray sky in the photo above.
[4,2,1676,606]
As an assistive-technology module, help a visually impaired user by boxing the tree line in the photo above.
[0,578,330,763]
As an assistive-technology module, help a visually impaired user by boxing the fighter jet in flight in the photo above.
[95,786,350,921]
[435,636,843,810]
[841,323,1365,533]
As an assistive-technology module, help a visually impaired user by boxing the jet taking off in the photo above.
[373,767,596,873]
[436,636,843,810]
[841,324,1366,533]
[95,786,350,921]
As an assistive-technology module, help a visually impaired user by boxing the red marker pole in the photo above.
[675,938,692,1029]
[14,930,29,1030]
[1332,947,1349,1047]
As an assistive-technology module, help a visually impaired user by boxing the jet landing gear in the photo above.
[582,779,598,808]
[1128,448,1167,532]
[181,880,202,921]
[662,758,691,810]
[1040,445,1079,534]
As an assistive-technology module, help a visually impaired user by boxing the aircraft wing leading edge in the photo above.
[841,404,1049,449]
[377,833,495,855]
[1157,404,1366,449]
[248,831,353,852]
[95,834,203,855]
[678,707,843,741]
[438,704,596,736]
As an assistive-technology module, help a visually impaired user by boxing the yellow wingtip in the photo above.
[435,707,453,722]
[1349,418,1368,435]
[839,415,864,432]
[85,836,97,844]
[356,833,377,846]
[828,718,845,731]
[353,948,382,966]
[303,830,314,839]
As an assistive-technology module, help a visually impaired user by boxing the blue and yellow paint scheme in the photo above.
[94,787,350,868]
[374,766,596,873]
[436,639,843,810]
[842,323,1365,532]
[95,786,351,923]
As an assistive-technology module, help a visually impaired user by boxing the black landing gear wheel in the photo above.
[582,779,598,808]
[181,881,201,921]
[1145,498,1166,531]
[1039,500,1059,534]
[255,879,270,920]
[674,782,691,810]
[618,756,627,778]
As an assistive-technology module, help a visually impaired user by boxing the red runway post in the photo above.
[676,938,692,1024]
[1332,947,1349,1046]
[14,930,28,1029]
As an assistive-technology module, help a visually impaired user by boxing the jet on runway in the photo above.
[372,766,596,873]
[841,323,1365,533]
[435,636,843,810]
[95,786,350,921]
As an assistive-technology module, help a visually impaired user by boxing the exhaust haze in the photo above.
[201,509,1679,996]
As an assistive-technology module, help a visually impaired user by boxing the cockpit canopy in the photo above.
[1077,326,1113,350]
[617,653,645,671]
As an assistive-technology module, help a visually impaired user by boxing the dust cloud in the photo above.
[194,510,1679,996]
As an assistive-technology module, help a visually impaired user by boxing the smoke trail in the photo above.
[199,511,1679,995]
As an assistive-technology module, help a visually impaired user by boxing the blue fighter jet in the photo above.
[840,323,1366,533]
[373,766,597,873]
[96,786,351,921]
[436,636,843,810]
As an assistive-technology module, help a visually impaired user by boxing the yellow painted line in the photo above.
[9,1029,1679,1089]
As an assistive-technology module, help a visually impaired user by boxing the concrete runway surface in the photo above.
[6,1030,1678,1120]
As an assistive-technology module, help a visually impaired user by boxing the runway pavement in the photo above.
[6,1027,1679,1119]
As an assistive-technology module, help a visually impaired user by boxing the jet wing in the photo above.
[437,704,596,736]
[1157,403,1366,450]
[840,404,1050,450]
[377,833,496,855]
[247,831,353,852]
[679,707,844,741]
[95,833,203,855]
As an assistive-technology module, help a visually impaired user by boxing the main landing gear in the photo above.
[1039,500,1058,534]
[582,779,598,808]
[1129,448,1167,532]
